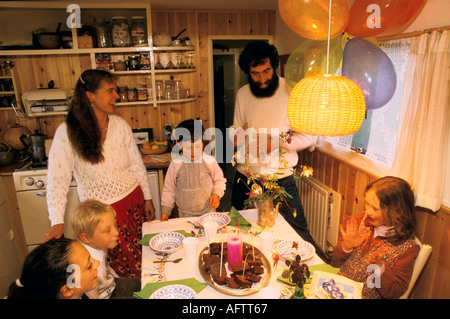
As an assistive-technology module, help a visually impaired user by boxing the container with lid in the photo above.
[118,86,128,102]
[127,88,137,102]
[128,55,140,70]
[131,16,147,46]
[112,17,130,47]
[137,88,147,101]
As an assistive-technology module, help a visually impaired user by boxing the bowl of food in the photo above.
[140,141,168,155]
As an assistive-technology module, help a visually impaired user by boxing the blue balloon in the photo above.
[342,38,397,109]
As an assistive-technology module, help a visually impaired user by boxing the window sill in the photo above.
[314,138,392,179]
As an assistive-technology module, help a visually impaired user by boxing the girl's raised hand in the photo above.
[339,216,366,251]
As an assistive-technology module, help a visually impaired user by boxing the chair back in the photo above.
[399,236,432,299]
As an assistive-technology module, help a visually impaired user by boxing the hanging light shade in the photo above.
[287,74,366,137]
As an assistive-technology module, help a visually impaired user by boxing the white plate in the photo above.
[150,284,196,299]
[274,240,315,261]
[198,212,231,229]
[149,232,185,254]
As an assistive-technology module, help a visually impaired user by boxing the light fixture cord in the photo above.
[326,0,332,74]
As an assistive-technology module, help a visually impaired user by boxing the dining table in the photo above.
[138,208,329,299]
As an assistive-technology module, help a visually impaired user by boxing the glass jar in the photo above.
[164,80,174,100]
[174,80,182,99]
[112,17,130,47]
[155,80,164,100]
[130,16,147,46]
[127,87,137,101]
[95,18,112,48]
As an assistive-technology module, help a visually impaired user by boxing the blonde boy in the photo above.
[72,199,139,299]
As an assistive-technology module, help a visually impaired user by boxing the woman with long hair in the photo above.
[333,176,420,298]
[45,69,155,277]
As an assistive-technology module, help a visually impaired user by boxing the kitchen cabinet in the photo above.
[0,177,22,298]
[0,1,198,111]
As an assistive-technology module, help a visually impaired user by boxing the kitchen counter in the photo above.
[0,161,28,176]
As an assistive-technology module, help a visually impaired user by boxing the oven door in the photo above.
[16,186,79,251]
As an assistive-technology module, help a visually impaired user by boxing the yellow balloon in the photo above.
[279,0,350,40]
[285,34,345,88]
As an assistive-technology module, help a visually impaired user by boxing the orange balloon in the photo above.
[279,0,350,40]
[346,0,427,38]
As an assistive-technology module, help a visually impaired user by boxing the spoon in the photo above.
[187,220,202,229]
[153,258,183,263]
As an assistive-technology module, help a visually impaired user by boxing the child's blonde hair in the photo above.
[71,199,116,239]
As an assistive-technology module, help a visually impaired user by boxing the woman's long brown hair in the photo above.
[366,176,416,240]
[66,69,116,163]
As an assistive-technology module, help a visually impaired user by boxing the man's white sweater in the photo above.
[230,77,317,178]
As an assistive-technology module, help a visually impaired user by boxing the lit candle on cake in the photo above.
[227,235,243,271]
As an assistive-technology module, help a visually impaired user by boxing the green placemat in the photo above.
[139,230,193,246]
[228,206,252,229]
[133,278,207,299]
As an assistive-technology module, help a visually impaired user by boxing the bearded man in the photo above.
[229,41,318,246]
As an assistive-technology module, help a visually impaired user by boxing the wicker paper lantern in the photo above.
[287,74,366,136]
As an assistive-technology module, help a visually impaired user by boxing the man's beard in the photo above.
[249,73,279,98]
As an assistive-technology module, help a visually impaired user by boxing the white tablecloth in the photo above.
[141,209,324,299]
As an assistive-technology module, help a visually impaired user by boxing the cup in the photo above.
[183,237,199,260]
[259,231,275,256]
[203,221,218,243]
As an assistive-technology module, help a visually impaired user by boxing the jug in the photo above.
[21,130,47,164]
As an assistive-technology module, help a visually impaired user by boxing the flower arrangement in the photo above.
[232,129,313,217]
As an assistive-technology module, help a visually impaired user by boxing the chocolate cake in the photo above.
[201,241,267,290]
[234,275,252,288]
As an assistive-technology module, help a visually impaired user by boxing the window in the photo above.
[321,38,411,168]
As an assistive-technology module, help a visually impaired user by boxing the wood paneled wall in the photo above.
[0,10,275,140]
[299,148,450,299]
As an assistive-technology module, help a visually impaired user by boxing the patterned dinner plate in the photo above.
[149,232,185,254]
[150,285,196,299]
[198,212,231,229]
[274,240,315,261]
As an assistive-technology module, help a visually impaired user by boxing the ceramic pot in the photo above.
[0,142,14,166]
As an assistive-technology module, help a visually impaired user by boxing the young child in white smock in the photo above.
[160,119,226,220]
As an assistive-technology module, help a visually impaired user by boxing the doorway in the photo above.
[207,36,273,211]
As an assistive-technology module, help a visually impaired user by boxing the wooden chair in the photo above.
[399,237,432,299]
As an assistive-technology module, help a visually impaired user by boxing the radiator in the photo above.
[296,176,342,252]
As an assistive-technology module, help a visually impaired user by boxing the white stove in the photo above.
[13,161,79,250]
[13,161,76,191]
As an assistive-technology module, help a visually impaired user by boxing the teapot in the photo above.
[153,32,171,46]
[21,130,47,164]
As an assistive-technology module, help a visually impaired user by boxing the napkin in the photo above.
[228,206,252,229]
[139,230,193,246]
[277,263,340,285]
[133,278,207,299]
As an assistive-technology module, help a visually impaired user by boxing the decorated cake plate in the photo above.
[198,241,271,296]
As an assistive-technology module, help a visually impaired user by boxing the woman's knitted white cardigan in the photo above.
[46,115,151,226]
